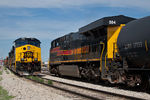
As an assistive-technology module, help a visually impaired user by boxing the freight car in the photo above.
[8,38,41,75]
[49,15,150,90]
[3,57,8,68]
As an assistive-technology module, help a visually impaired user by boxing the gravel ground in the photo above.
[43,75,150,100]
[0,67,83,100]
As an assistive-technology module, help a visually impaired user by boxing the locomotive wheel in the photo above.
[54,66,62,77]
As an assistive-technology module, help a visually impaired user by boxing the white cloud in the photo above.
[0,0,150,10]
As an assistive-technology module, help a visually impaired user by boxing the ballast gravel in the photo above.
[0,68,82,100]
[43,75,150,100]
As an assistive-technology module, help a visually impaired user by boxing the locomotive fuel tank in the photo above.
[117,16,150,68]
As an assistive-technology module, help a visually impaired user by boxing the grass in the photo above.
[26,76,52,85]
[5,70,9,74]
[0,77,3,81]
[2,67,9,74]
[47,80,52,85]
[0,86,14,100]
[32,76,44,83]
[0,71,2,75]
[0,67,14,100]
[26,76,44,83]
[4,67,7,71]
[26,76,32,79]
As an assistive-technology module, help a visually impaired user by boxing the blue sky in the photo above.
[0,0,150,61]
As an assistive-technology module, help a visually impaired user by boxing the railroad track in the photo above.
[23,75,145,100]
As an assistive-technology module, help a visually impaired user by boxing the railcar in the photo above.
[49,15,150,90]
[3,57,9,68]
[117,16,150,89]
[8,38,41,75]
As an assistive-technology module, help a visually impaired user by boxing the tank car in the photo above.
[117,16,150,89]
[8,37,41,75]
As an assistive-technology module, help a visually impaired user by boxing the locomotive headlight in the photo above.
[21,58,24,61]
[34,58,38,61]
[27,46,30,50]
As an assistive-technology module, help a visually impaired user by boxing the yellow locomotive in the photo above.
[8,38,41,75]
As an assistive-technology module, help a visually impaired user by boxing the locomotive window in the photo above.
[53,41,56,47]
[56,42,59,46]
[71,33,86,41]
[15,39,40,47]
[27,40,40,47]
[15,40,27,47]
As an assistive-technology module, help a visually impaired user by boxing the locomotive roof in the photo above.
[79,15,136,33]
[14,37,41,43]
[51,32,76,42]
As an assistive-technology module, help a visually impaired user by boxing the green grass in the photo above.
[0,67,14,100]
[32,76,44,83]
[0,86,14,100]
[4,67,7,71]
[0,77,3,81]
[26,76,52,85]
[0,71,3,75]
[26,76,44,83]
[5,70,9,74]
[4,67,9,74]
[47,80,52,85]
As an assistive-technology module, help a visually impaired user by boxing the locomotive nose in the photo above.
[117,16,150,67]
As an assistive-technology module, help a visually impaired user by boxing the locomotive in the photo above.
[7,37,41,75]
[49,15,150,89]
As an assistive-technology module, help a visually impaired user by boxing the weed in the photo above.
[47,80,52,85]
[26,76,51,84]
[32,76,44,83]
[4,67,7,70]
[0,86,14,100]
[26,76,32,79]
[6,71,9,74]
[0,77,3,81]
[0,71,3,75]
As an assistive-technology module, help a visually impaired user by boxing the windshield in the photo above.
[15,39,40,47]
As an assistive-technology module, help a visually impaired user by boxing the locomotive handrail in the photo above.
[145,40,148,52]
[100,42,105,72]
[105,53,109,71]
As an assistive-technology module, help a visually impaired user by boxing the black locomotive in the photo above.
[49,15,150,89]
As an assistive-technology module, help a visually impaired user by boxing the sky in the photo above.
[0,0,150,62]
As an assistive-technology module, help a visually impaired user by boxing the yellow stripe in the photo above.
[50,58,100,64]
